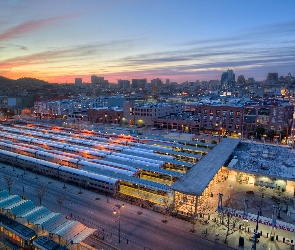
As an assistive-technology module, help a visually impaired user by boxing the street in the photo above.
[0,162,231,250]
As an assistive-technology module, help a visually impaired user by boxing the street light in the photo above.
[17,174,25,199]
[113,204,124,244]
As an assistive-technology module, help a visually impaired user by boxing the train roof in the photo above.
[121,148,174,161]
[112,152,165,165]
[128,142,173,151]
[0,190,96,244]
[58,166,118,184]
[96,159,138,172]
[106,155,162,168]
[0,213,36,241]
[82,164,135,177]
[33,236,69,250]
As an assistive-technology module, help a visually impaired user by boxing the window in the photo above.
[229,110,233,116]
[258,108,270,116]
[236,111,240,116]
[222,110,227,115]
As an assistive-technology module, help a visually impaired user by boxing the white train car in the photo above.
[112,152,165,165]
[92,159,138,172]
[79,160,136,176]
[58,166,118,192]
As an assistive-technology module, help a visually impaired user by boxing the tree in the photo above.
[213,191,239,245]
[35,184,47,206]
[4,176,14,193]
[56,193,66,212]
[211,140,217,144]
[161,197,173,223]
[267,130,275,142]
[60,175,68,189]
[223,195,239,245]
[255,126,266,140]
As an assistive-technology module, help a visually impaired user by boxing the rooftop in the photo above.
[171,138,240,196]
[227,141,295,180]
[0,190,96,244]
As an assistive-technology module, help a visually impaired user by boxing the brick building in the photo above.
[87,108,123,124]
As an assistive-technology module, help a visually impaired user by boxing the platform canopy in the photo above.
[0,190,96,244]
[171,138,240,196]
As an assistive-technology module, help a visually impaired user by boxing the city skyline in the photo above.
[1,0,295,83]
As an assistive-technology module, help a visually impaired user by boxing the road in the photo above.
[0,163,233,250]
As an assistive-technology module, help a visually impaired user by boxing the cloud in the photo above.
[0,16,72,41]
[0,38,139,70]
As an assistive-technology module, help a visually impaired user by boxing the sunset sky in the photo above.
[1,0,295,83]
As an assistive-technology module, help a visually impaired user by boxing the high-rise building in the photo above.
[91,75,104,87]
[151,78,162,87]
[118,80,130,89]
[266,73,278,85]
[166,79,170,85]
[131,79,147,89]
[75,78,82,85]
[221,69,235,91]
[237,75,246,85]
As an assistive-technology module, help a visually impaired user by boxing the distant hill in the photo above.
[15,77,48,85]
[0,76,48,86]
[0,76,14,84]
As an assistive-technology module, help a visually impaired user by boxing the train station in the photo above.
[1,122,295,247]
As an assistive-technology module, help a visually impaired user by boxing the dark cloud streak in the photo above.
[0,15,72,41]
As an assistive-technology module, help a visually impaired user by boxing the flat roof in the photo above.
[171,138,240,196]
[227,141,295,180]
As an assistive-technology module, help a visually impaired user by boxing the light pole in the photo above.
[113,204,124,244]
[17,174,25,199]
[251,211,260,250]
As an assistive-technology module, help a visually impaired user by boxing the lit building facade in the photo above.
[123,101,184,126]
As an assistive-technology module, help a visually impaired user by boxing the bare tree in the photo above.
[60,175,68,189]
[161,197,173,223]
[222,193,239,245]
[35,184,47,206]
[56,193,67,212]
[4,176,14,193]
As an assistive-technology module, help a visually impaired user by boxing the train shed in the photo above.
[171,138,240,216]
[0,190,96,248]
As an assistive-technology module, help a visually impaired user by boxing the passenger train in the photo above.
[0,149,119,194]
[0,141,136,176]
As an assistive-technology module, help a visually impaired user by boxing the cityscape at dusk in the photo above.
[1,0,295,83]
[2,1,295,250]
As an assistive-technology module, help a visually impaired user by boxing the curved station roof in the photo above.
[0,190,95,244]
[171,138,240,196]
